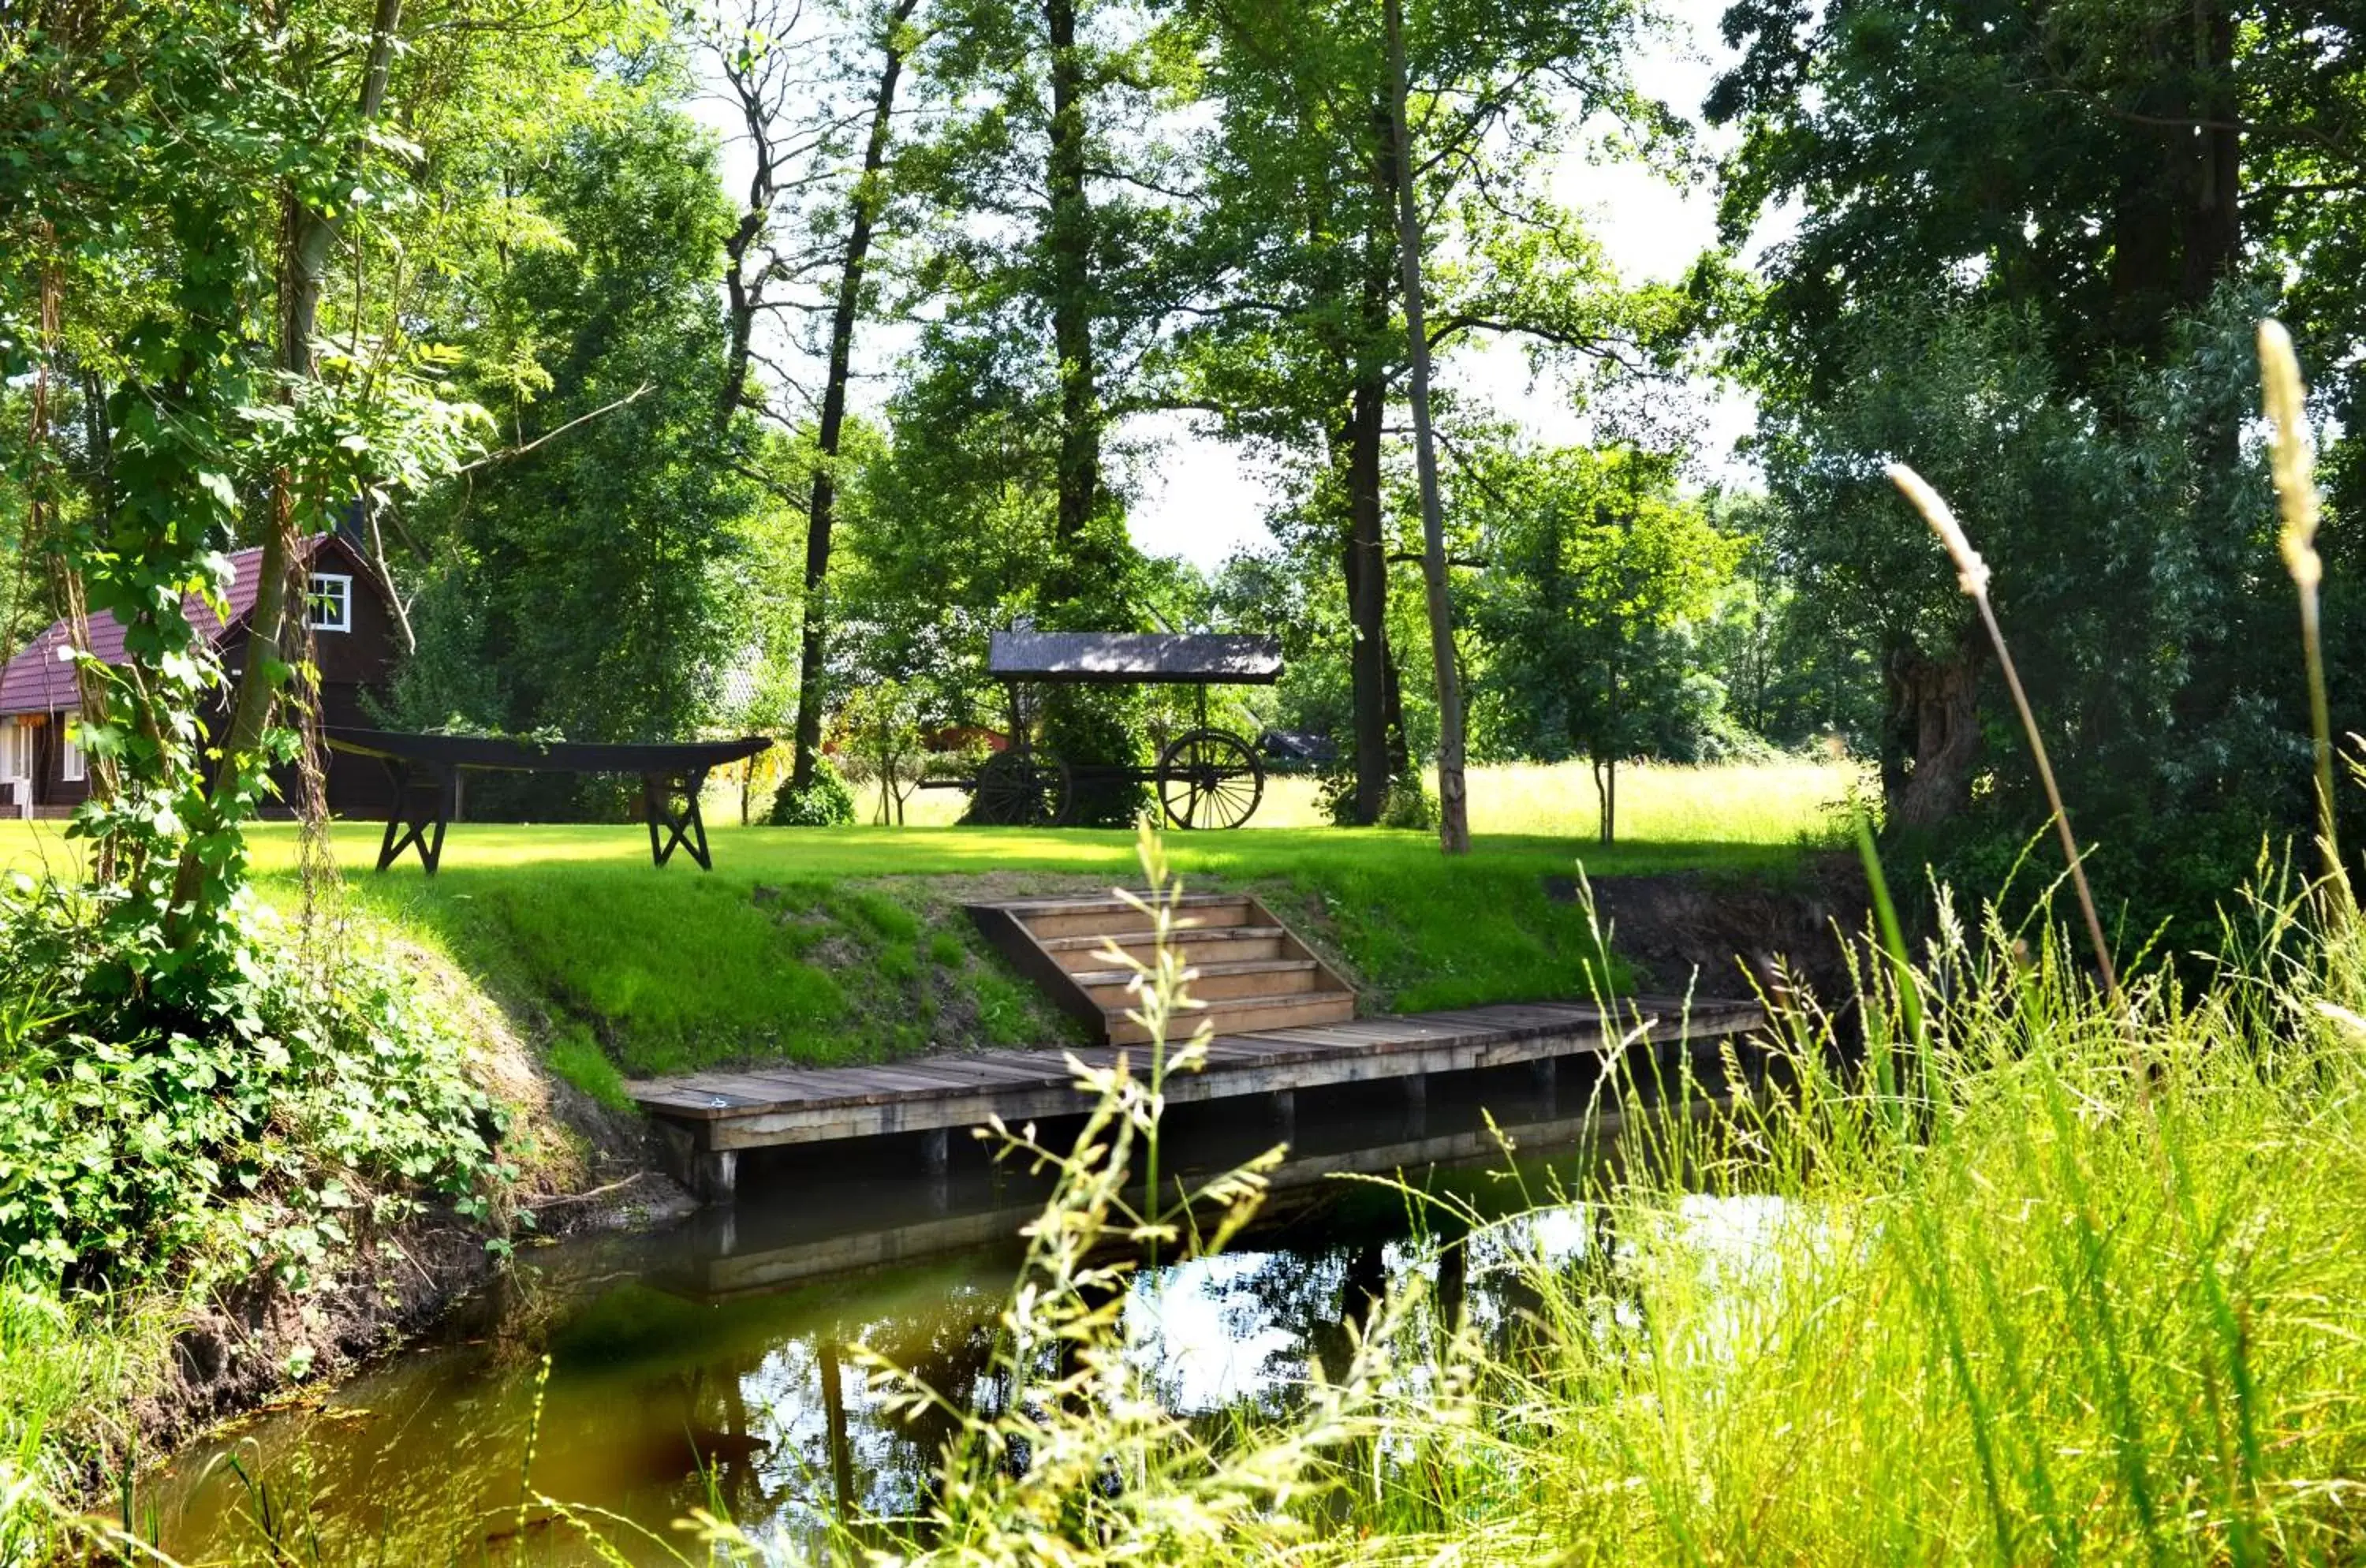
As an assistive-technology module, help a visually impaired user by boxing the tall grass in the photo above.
[1297,884,2366,1562]
[0,1274,171,1565]
[723,838,2366,1565]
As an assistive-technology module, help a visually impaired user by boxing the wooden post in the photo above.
[1268,1089,1296,1148]
[923,1126,951,1209]
[696,1148,738,1205]
[1403,1072,1427,1136]
[655,1119,739,1206]
[1530,1056,1558,1117]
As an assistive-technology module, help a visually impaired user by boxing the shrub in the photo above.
[1377,775,1439,831]
[766,758,859,827]
[1315,767,1439,830]
[0,877,510,1290]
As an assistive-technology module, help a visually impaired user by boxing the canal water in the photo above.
[141,1053,1757,1565]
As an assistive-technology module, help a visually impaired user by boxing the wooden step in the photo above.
[1073,957,1324,1008]
[1104,988,1357,1045]
[1016,896,1256,941]
[1037,927,1287,973]
[965,890,1361,1046]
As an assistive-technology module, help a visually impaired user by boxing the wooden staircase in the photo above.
[967,891,1357,1045]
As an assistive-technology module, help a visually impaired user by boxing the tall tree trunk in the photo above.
[790,0,918,791]
[176,0,401,939]
[719,199,764,426]
[1043,0,1099,586]
[2180,0,2240,306]
[1337,83,1405,828]
[1383,0,1468,855]
[1342,372,1390,823]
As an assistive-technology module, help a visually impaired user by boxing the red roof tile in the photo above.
[0,536,339,716]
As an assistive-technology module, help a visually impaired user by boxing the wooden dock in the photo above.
[630,995,1763,1202]
[662,1092,1733,1301]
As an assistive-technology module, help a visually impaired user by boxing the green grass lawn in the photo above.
[0,761,1848,1082]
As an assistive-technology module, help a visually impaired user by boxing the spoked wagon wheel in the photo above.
[972,750,1074,827]
[1158,729,1265,830]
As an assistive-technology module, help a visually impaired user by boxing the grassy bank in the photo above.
[0,762,1845,1085]
[308,823,1760,1079]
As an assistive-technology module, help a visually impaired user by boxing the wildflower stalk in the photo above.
[2256,319,2345,903]
[1887,464,2120,1008]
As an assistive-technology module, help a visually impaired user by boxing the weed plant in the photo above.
[0,881,520,1564]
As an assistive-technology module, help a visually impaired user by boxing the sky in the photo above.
[695,0,1760,572]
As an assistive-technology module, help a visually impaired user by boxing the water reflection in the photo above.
[144,1052,1758,1565]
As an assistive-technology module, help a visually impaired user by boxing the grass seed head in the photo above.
[1886,461,1990,598]
[2258,319,2323,592]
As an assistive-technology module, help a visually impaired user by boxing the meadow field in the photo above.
[860,756,1851,839]
[0,757,1853,880]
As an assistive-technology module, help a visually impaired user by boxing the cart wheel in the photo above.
[973,751,1073,827]
[1158,729,1265,830]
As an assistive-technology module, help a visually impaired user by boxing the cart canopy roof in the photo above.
[988,630,1282,685]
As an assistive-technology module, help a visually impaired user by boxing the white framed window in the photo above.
[307,573,353,633]
[0,722,25,782]
[59,713,84,784]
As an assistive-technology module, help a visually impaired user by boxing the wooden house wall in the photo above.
[8,540,403,818]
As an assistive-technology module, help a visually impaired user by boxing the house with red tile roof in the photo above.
[0,533,401,817]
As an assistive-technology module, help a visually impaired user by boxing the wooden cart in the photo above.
[928,630,1282,830]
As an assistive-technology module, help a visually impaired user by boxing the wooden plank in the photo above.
[1107,992,1352,1045]
[660,1073,846,1107]
[1226,1025,1381,1053]
[918,1056,1082,1086]
[1416,1006,1548,1031]
[955,1049,1094,1080]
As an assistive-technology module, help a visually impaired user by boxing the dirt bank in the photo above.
[1570,855,1872,1004]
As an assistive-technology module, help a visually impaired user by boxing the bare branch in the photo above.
[450,383,653,474]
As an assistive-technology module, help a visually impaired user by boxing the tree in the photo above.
[0,0,576,991]
[1175,0,1691,822]
[1465,443,1736,843]
[704,0,929,793]
[880,0,1199,819]
[1709,2,2366,939]
[396,104,759,777]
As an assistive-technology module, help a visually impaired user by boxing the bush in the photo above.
[1377,775,1439,831]
[1036,693,1150,827]
[0,877,510,1290]
[1315,767,1439,830]
[766,758,858,827]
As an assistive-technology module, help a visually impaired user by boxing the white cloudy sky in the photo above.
[697,0,1761,571]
